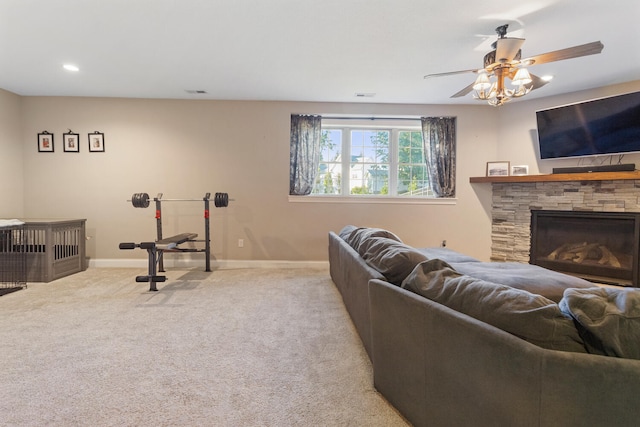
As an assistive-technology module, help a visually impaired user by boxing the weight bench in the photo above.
[119,232,197,291]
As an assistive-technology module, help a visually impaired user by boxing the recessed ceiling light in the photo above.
[541,75,554,82]
[63,64,80,72]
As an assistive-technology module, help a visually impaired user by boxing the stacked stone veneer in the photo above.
[491,179,640,263]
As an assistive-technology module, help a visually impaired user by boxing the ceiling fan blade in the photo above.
[451,82,476,98]
[523,41,604,65]
[529,73,550,90]
[424,69,479,79]
[495,37,525,62]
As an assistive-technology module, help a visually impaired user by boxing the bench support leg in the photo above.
[146,246,159,291]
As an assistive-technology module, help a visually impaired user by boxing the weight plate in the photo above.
[132,192,150,208]
[214,192,229,208]
[140,193,149,208]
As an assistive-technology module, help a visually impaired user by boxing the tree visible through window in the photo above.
[398,130,428,196]
[313,124,432,197]
[315,129,342,194]
[350,130,389,195]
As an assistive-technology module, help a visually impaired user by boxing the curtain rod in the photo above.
[321,116,422,121]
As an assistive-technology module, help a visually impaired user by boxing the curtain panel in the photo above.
[289,114,322,195]
[421,117,456,198]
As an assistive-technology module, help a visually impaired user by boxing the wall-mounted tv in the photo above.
[536,91,640,160]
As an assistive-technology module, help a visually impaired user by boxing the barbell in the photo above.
[129,192,230,208]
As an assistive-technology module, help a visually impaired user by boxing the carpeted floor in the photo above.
[0,267,408,426]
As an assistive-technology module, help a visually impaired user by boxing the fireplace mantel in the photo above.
[470,170,640,184]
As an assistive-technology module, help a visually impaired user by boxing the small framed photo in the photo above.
[37,131,54,152]
[511,165,529,176]
[63,131,80,152]
[88,132,105,152]
[486,161,510,177]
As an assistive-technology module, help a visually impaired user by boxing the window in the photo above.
[312,121,432,197]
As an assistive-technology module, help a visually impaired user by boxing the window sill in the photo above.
[288,195,457,205]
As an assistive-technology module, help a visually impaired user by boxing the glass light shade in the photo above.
[473,72,491,90]
[512,68,532,86]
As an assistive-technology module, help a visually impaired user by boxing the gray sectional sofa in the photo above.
[328,226,640,427]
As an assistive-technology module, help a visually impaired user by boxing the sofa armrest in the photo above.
[328,231,384,360]
[369,279,543,427]
[539,350,640,426]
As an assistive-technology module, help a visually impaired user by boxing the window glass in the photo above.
[350,130,389,195]
[311,120,437,198]
[314,129,342,195]
[398,131,429,196]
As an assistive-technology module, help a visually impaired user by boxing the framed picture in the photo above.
[88,131,105,152]
[37,131,54,152]
[63,131,80,152]
[511,165,529,176]
[486,161,510,177]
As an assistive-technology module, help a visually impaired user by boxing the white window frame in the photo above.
[289,117,456,205]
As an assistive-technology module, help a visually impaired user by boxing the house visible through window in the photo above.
[313,120,432,197]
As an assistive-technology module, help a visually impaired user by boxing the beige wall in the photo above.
[9,81,639,265]
[16,97,497,264]
[495,81,640,173]
[0,89,24,218]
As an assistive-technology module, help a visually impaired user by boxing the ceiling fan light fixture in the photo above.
[511,67,532,86]
[426,24,603,107]
[473,72,491,91]
[473,81,498,101]
[512,84,532,98]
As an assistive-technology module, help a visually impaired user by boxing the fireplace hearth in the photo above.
[530,210,640,287]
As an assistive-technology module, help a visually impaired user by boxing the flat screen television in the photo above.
[536,91,640,160]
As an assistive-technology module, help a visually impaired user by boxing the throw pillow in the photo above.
[340,226,402,252]
[360,237,428,286]
[402,259,587,353]
[338,225,358,241]
[560,287,640,359]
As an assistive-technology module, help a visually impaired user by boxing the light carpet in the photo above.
[0,267,408,426]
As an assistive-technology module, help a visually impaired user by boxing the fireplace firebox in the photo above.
[530,210,640,287]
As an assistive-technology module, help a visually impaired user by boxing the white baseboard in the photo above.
[89,258,329,270]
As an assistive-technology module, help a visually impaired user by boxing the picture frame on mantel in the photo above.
[486,161,510,177]
[511,165,529,176]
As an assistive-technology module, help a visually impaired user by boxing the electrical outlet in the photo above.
[238,239,244,248]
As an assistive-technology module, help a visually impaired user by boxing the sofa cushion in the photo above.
[338,226,402,252]
[401,259,587,353]
[450,261,595,303]
[560,287,640,359]
[360,237,428,286]
[416,247,480,263]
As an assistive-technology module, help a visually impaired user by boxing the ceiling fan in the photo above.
[424,24,604,106]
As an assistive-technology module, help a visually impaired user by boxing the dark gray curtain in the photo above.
[289,114,322,195]
[421,117,456,198]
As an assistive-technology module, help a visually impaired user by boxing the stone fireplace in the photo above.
[485,176,640,287]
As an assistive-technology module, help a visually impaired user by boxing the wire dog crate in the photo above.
[0,222,27,290]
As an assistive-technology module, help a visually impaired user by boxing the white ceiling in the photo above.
[1,0,639,105]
